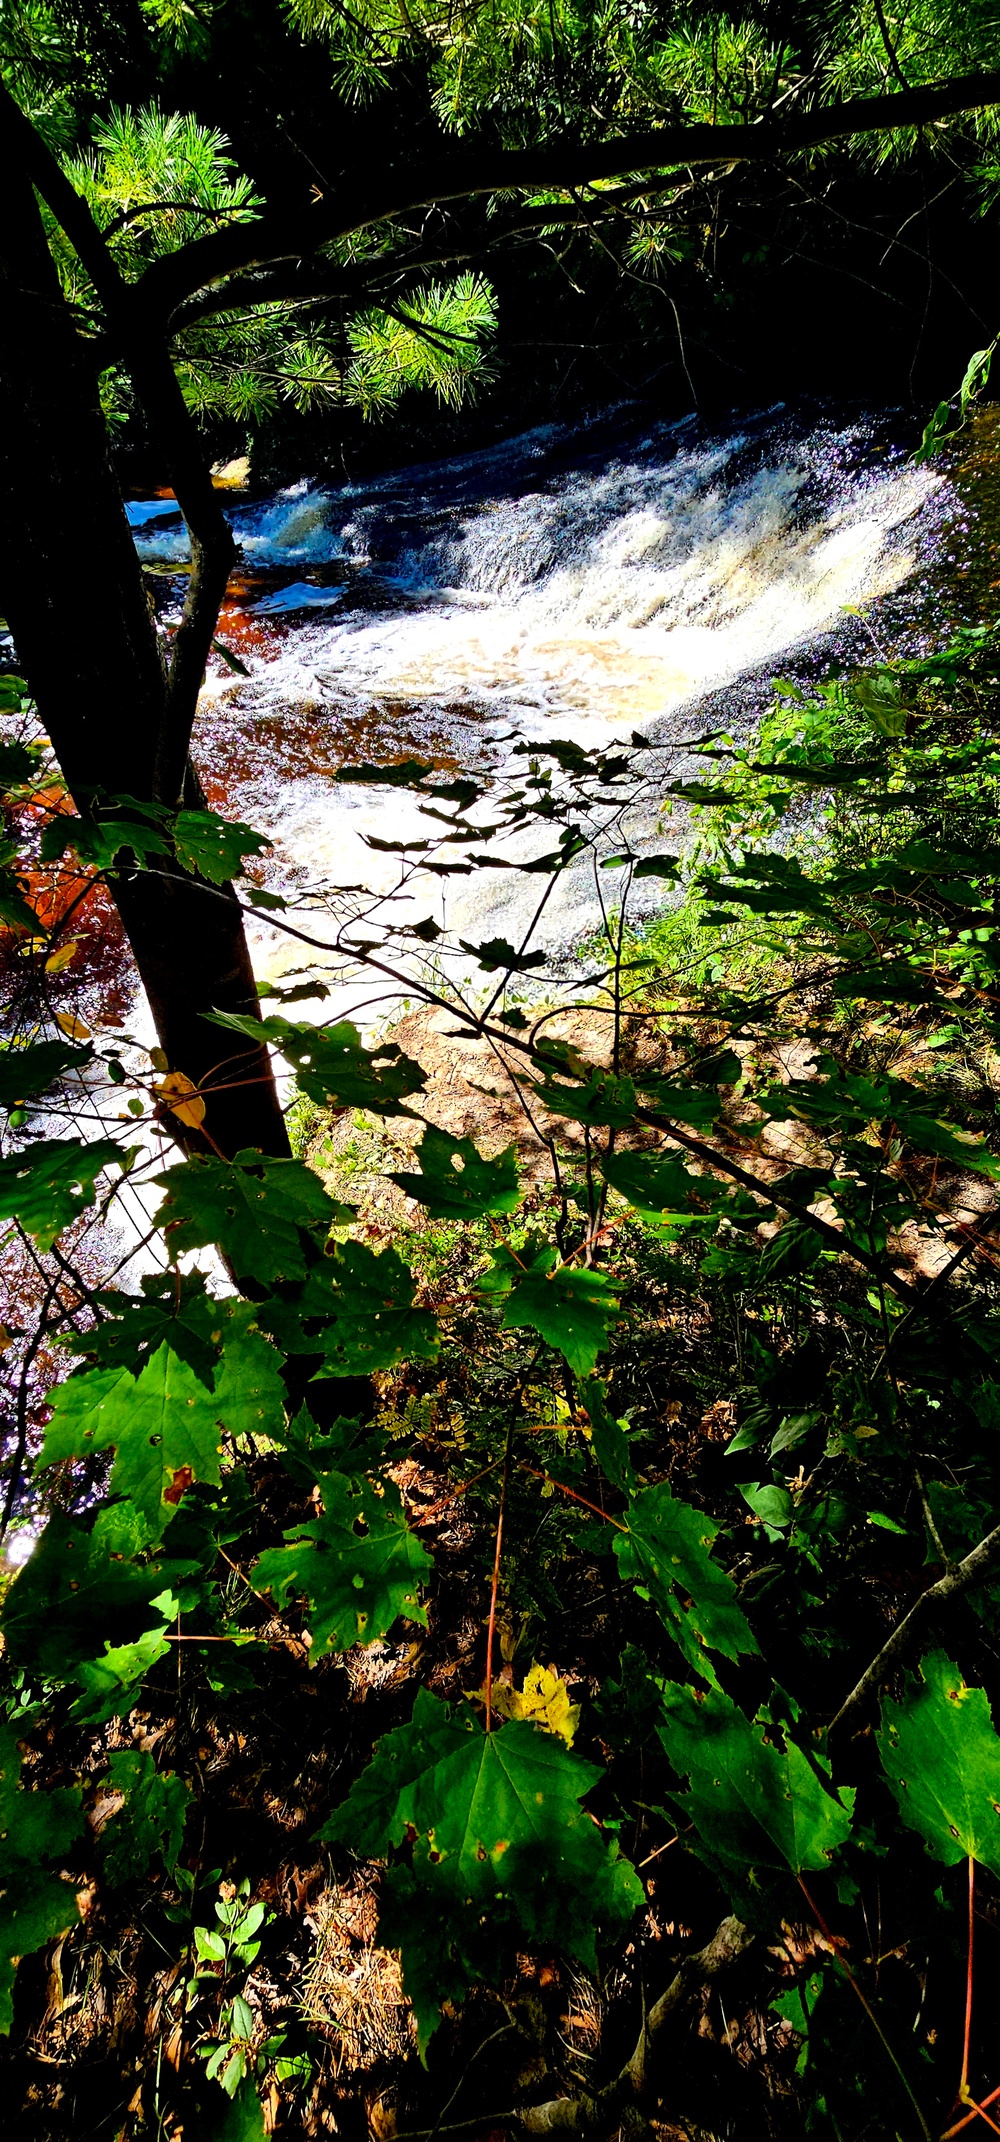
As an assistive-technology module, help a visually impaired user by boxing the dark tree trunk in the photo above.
[0,146,289,1160]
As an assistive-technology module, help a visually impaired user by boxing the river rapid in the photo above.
[0,398,970,1553]
[130,401,955,1009]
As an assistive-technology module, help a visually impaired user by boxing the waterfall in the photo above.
[128,403,950,995]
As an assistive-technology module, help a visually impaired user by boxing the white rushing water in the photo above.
[129,403,952,997]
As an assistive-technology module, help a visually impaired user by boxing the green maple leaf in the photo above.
[210,1308,289,1438]
[40,1337,283,1534]
[39,803,171,870]
[531,1069,638,1129]
[657,1680,855,1896]
[260,1240,438,1378]
[615,1483,758,1681]
[153,1149,341,1282]
[877,1651,1000,1875]
[481,1247,619,1377]
[72,1622,174,1724]
[252,1470,430,1653]
[70,1269,224,1384]
[207,1014,426,1115]
[171,809,269,883]
[0,1136,124,1248]
[390,1126,519,1218]
[98,1750,192,1885]
[0,1725,83,2033]
[321,1689,642,2048]
[0,1506,193,1678]
[0,1040,92,1112]
[602,1149,734,1220]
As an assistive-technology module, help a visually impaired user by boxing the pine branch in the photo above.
[137,68,1000,323]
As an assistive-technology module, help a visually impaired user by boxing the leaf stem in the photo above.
[516,1462,628,1529]
[796,1878,932,2142]
[485,1416,515,1733]
[942,2082,1000,2139]
[961,1857,976,2105]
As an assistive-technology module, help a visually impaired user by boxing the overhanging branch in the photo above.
[136,68,1000,321]
[1,80,238,805]
[165,178,695,336]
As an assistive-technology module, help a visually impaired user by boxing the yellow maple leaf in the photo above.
[474,1663,580,1744]
[54,1011,91,1041]
[519,1662,580,1745]
[157,1070,207,1129]
[45,940,79,975]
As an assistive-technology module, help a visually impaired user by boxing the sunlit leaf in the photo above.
[657,1680,854,1896]
[0,1136,124,1249]
[156,1069,206,1128]
[252,1469,431,1654]
[207,1014,426,1115]
[320,1689,641,2048]
[390,1126,519,1217]
[171,809,270,883]
[153,1148,341,1280]
[615,1482,758,1680]
[260,1239,438,1377]
[480,1246,619,1377]
[877,1652,1000,1876]
[39,1336,282,1534]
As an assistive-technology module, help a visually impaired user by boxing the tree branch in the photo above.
[135,69,1000,322]
[135,340,236,806]
[519,1916,755,2137]
[829,1522,1000,1737]
[632,1102,923,1301]
[120,178,695,341]
[0,77,127,313]
[3,78,236,804]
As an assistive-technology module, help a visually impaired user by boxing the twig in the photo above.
[517,1463,627,1531]
[485,1416,515,1732]
[521,1916,755,2136]
[423,2025,515,2142]
[795,1877,932,2142]
[393,2121,519,2140]
[943,2082,1000,2139]
[829,1522,1000,1736]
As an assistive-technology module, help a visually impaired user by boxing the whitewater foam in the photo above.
[139,405,951,1009]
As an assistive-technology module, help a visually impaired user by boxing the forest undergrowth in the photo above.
[3,614,1000,2140]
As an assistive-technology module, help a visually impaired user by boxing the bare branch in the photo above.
[829,1522,1000,1737]
[520,1916,755,2137]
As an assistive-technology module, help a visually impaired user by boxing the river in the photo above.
[0,396,972,1543]
[127,400,954,1013]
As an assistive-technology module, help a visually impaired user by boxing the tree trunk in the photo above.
[0,144,288,1161]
